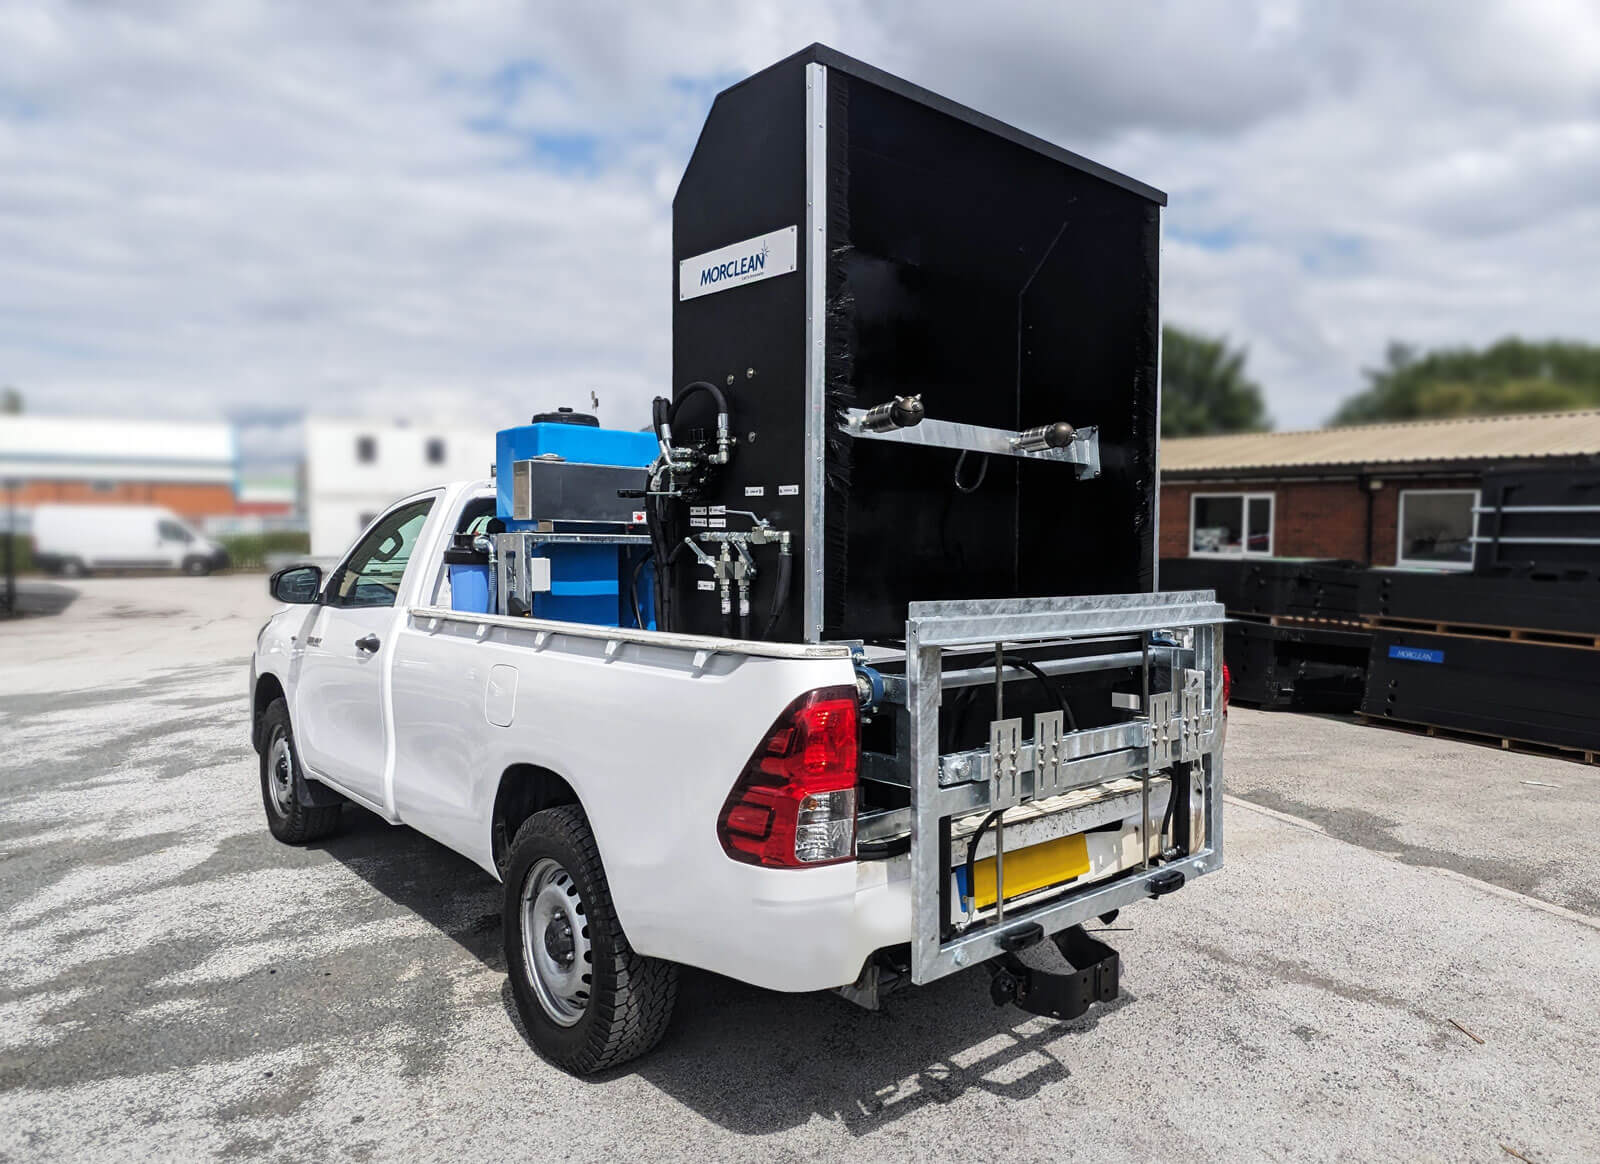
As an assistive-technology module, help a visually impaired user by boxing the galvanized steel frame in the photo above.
[904,591,1226,985]
[802,61,828,642]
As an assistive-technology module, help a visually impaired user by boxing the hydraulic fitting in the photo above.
[858,394,926,433]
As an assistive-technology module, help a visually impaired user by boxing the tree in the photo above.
[1160,326,1270,437]
[1330,338,1600,424]
[0,387,19,415]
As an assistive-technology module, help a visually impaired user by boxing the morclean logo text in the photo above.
[680,226,798,301]
[700,243,768,287]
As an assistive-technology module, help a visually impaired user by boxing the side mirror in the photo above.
[269,565,323,604]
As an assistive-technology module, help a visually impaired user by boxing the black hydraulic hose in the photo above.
[629,551,650,630]
[758,544,793,641]
[1001,654,1078,731]
[954,449,989,494]
[669,379,728,425]
[737,603,750,641]
[647,486,671,630]
[1156,763,1183,859]
[655,537,692,633]
[963,810,1005,914]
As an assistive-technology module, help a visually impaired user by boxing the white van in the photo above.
[31,504,229,577]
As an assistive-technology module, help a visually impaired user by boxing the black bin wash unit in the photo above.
[667,45,1164,643]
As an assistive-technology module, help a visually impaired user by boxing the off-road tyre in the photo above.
[504,806,678,1074]
[259,699,342,844]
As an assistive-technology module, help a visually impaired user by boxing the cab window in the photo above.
[158,520,193,544]
[329,498,435,608]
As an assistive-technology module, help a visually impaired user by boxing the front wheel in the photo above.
[182,555,212,577]
[259,699,342,844]
[503,806,678,1074]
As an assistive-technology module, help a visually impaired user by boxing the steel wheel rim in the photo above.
[520,857,592,1027]
[267,734,295,816]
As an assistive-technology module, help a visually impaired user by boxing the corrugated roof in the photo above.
[1163,409,1600,474]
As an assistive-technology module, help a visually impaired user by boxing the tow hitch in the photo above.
[986,924,1120,1020]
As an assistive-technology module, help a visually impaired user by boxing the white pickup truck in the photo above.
[251,479,1226,1074]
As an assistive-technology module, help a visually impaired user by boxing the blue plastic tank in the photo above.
[495,412,658,629]
[495,416,657,522]
[448,562,493,613]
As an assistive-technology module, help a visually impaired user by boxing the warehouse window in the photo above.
[356,435,377,464]
[425,437,446,465]
[1397,489,1477,570]
[1189,492,1274,557]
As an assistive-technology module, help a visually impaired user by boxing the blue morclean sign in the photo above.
[1388,644,1445,664]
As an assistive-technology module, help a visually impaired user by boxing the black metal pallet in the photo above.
[1361,628,1600,756]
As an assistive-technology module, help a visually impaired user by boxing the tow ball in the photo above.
[985,922,1121,1020]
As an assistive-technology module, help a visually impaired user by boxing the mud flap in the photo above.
[296,773,345,809]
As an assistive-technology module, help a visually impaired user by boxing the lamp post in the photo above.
[2,477,15,617]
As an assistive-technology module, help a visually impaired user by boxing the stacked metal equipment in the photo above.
[1360,465,1600,761]
[1160,557,1371,711]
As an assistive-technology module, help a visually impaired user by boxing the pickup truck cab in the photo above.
[252,482,1226,1073]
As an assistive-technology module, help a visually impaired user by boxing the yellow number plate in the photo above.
[964,832,1090,909]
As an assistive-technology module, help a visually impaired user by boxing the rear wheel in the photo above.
[503,806,678,1073]
[259,699,342,844]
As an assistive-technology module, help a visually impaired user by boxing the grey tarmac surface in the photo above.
[2,576,1596,1162]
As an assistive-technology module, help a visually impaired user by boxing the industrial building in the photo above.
[1160,409,1600,570]
[304,417,495,556]
[0,416,239,519]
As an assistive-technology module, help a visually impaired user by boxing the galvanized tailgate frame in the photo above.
[904,590,1226,984]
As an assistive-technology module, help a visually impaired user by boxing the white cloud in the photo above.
[0,0,1596,441]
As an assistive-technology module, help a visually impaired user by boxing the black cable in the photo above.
[1156,762,1183,859]
[943,685,978,752]
[1000,654,1078,731]
[954,450,989,494]
[963,810,1004,915]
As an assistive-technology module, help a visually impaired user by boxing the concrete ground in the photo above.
[2,576,1596,1163]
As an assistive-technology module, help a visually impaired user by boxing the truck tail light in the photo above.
[717,685,859,867]
[1222,664,1232,715]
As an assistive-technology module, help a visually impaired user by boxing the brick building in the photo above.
[1160,410,1600,570]
[0,416,238,519]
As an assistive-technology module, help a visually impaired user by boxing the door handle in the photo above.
[355,634,381,653]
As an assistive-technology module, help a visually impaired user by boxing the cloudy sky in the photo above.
[2,0,1597,461]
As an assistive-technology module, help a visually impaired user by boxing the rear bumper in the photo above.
[626,780,1209,994]
[624,857,913,993]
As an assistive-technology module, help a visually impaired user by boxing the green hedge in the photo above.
[219,530,310,572]
[0,534,33,574]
